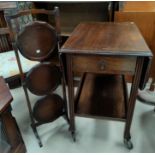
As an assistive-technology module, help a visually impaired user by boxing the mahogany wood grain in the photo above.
[60,22,152,147]
[26,63,61,96]
[33,94,63,124]
[1,112,25,153]
[72,55,136,75]
[66,55,75,133]
[0,76,26,152]
[61,22,152,57]
[17,21,57,61]
[124,57,144,140]
[75,73,126,120]
[5,7,65,147]
[0,77,13,113]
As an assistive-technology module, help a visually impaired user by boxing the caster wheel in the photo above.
[124,139,133,150]
[71,132,76,142]
[39,141,43,147]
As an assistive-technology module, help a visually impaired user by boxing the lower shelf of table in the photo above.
[75,73,128,121]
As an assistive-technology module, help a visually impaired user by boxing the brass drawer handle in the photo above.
[98,61,106,70]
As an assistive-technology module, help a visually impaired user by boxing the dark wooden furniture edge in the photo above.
[0,76,26,153]
[139,56,153,89]
[10,143,26,153]
[60,49,152,57]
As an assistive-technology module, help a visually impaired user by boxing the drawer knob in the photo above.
[98,61,106,70]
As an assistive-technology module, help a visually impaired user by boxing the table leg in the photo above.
[66,55,76,141]
[59,53,69,124]
[124,57,144,149]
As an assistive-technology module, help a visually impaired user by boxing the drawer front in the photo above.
[72,55,137,74]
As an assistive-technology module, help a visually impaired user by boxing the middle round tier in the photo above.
[26,63,61,95]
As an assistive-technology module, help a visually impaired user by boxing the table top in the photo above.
[0,76,13,113]
[60,22,152,56]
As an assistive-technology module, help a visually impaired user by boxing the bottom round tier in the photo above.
[33,94,64,123]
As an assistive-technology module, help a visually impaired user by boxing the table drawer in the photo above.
[72,55,137,74]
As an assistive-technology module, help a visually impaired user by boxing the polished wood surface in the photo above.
[72,55,136,75]
[61,22,152,56]
[5,7,68,147]
[1,112,26,153]
[60,22,152,148]
[0,77,13,113]
[26,63,61,96]
[33,94,63,123]
[75,73,126,120]
[17,21,57,61]
[0,76,26,153]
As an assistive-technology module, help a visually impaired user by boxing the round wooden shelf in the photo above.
[33,94,64,123]
[17,21,57,61]
[26,63,61,95]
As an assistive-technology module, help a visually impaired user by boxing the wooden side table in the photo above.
[0,77,26,153]
[60,22,153,149]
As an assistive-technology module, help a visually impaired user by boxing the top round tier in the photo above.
[17,21,57,61]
